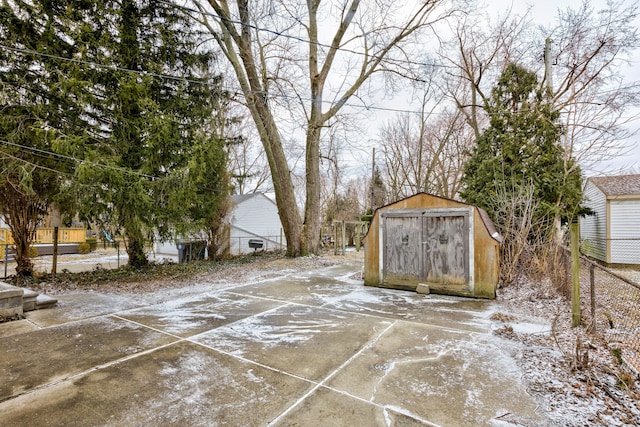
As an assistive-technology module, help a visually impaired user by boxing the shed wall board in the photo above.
[580,181,608,262]
[155,240,179,257]
[609,199,640,265]
[229,194,286,255]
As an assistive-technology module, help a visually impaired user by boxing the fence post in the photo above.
[52,226,59,276]
[590,264,596,333]
[571,222,581,327]
[4,244,7,279]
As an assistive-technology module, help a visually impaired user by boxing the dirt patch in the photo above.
[6,252,348,297]
[496,278,640,426]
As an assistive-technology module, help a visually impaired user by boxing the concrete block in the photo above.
[416,283,430,295]
[0,281,24,317]
[36,294,58,310]
[23,289,38,312]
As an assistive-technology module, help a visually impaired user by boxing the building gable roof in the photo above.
[588,174,640,196]
[231,192,277,207]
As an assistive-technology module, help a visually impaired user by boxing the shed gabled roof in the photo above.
[231,194,255,205]
[588,174,640,196]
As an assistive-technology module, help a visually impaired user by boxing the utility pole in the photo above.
[544,38,553,92]
[371,147,375,212]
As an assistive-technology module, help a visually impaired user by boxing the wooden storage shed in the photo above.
[580,174,640,267]
[363,193,502,299]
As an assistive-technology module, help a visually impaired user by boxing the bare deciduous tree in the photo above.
[546,0,640,174]
[186,0,454,255]
[379,91,470,200]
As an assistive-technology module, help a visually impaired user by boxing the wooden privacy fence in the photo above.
[0,227,86,245]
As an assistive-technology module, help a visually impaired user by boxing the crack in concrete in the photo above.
[266,320,397,426]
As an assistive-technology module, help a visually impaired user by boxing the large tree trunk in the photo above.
[303,123,321,254]
[253,98,303,256]
[12,221,34,277]
[202,0,445,257]
[125,231,148,268]
[231,0,303,257]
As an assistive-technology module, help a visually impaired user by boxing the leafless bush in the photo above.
[490,182,556,285]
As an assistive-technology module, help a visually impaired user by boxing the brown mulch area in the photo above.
[5,251,349,296]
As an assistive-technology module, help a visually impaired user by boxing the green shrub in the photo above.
[86,238,97,252]
[78,243,90,254]
[28,246,39,258]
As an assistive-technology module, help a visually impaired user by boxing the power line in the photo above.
[5,43,638,120]
[0,139,158,179]
[0,139,232,194]
[159,0,447,71]
[0,43,435,116]
[0,45,217,87]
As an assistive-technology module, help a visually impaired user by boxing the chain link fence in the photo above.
[559,239,640,375]
[229,235,286,255]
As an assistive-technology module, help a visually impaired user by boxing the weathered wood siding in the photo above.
[423,213,469,288]
[382,215,421,287]
[364,193,499,299]
[580,180,607,262]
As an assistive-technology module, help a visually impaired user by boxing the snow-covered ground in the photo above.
[5,251,639,425]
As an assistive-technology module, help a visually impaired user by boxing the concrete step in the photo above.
[36,294,57,310]
[0,282,57,317]
[23,289,39,312]
[0,282,23,318]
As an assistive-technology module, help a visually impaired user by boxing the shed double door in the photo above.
[383,211,470,289]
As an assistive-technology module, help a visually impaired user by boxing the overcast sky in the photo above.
[491,0,640,175]
[347,0,640,180]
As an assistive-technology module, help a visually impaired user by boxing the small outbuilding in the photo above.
[154,192,286,260]
[363,193,502,299]
[227,193,287,255]
[580,174,640,267]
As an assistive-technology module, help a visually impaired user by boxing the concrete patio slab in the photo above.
[0,318,39,338]
[272,386,425,426]
[116,291,286,338]
[231,265,494,334]
[0,316,178,401]
[229,263,362,306]
[326,320,541,426]
[193,303,394,382]
[0,261,550,426]
[25,293,145,327]
[0,341,314,426]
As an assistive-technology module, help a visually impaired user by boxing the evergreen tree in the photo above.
[460,63,583,238]
[1,1,232,269]
[370,167,387,210]
[0,1,81,276]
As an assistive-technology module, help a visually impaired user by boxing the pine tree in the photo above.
[0,1,82,276]
[0,0,232,269]
[460,62,583,239]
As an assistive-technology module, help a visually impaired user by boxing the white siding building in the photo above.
[154,193,286,260]
[580,174,640,266]
[228,193,286,255]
